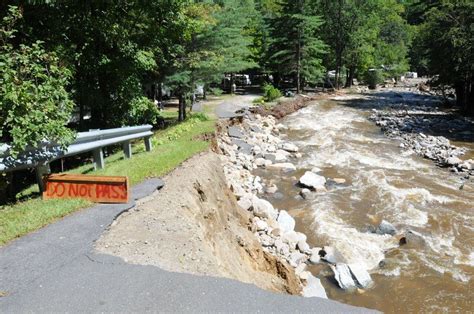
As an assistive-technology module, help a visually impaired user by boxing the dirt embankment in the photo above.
[252,95,320,119]
[95,152,301,294]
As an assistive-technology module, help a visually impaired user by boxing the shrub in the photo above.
[208,87,223,96]
[0,6,75,156]
[263,83,282,102]
[365,69,384,89]
[127,97,160,125]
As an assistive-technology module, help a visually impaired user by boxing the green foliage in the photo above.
[364,69,384,89]
[0,6,74,156]
[127,97,160,126]
[208,87,223,96]
[419,0,474,114]
[267,0,326,92]
[262,83,282,101]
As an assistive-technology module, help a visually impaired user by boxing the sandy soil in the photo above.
[95,152,301,294]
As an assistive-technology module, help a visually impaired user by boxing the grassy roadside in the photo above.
[0,112,216,246]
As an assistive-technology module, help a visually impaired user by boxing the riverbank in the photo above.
[368,92,474,177]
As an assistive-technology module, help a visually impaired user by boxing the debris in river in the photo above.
[376,220,397,236]
[331,263,373,290]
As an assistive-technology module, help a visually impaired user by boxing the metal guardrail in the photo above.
[0,125,153,191]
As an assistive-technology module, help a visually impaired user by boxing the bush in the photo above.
[0,6,75,156]
[365,69,384,89]
[263,83,282,102]
[127,97,160,125]
[208,87,223,96]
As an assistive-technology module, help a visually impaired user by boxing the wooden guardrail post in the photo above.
[93,148,105,170]
[123,141,132,159]
[144,136,152,152]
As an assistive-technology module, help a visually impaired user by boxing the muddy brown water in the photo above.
[258,97,474,313]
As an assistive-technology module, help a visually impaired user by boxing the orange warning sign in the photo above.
[42,174,129,203]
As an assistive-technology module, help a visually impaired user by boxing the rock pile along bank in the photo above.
[369,103,474,177]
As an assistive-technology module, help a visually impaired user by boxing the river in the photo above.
[260,92,474,312]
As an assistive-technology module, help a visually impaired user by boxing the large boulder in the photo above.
[277,210,296,233]
[299,171,326,190]
[331,263,373,290]
[347,264,372,288]
[302,274,328,299]
[252,198,278,220]
[331,264,357,290]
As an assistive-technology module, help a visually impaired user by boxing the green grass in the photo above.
[0,114,216,246]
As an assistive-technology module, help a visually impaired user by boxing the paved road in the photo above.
[215,94,259,118]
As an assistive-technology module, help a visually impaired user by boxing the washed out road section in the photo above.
[0,174,370,312]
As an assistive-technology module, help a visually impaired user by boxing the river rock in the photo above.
[260,234,274,247]
[265,152,287,163]
[297,240,311,254]
[277,210,296,233]
[311,167,322,173]
[300,188,312,199]
[254,219,268,231]
[281,142,299,153]
[299,171,326,190]
[332,178,346,184]
[267,162,296,172]
[281,231,300,249]
[303,274,328,299]
[288,251,307,267]
[254,158,267,167]
[309,248,321,264]
[376,220,397,236]
[446,156,462,166]
[252,198,278,220]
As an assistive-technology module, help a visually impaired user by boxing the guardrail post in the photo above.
[144,136,152,152]
[35,164,51,192]
[123,141,132,159]
[93,148,105,170]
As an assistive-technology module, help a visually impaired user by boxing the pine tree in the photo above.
[267,0,326,93]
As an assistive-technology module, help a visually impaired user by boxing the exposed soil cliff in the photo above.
[95,152,301,294]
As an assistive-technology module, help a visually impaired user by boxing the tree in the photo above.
[0,6,74,156]
[267,0,326,93]
[422,1,473,115]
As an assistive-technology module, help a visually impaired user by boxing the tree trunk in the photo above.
[345,66,355,88]
[230,73,235,94]
[203,84,207,100]
[296,33,301,94]
[178,94,185,122]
